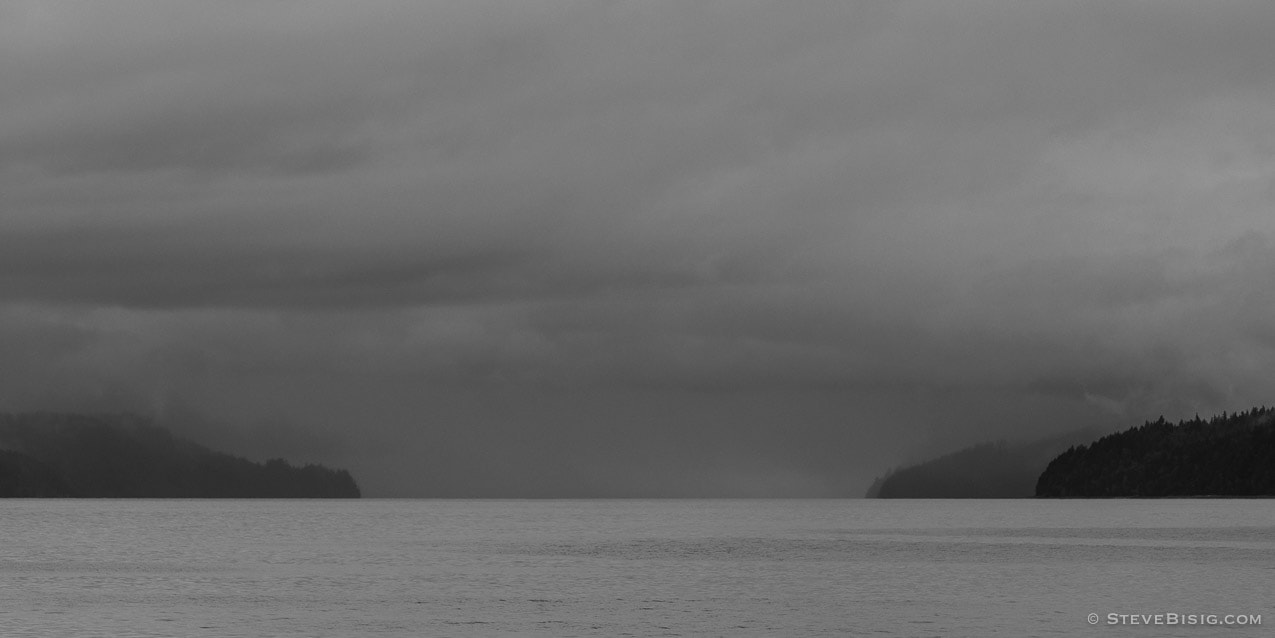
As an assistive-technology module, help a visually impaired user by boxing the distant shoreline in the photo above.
[0,413,360,498]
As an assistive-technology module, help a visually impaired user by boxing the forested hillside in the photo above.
[867,428,1103,498]
[1036,408,1275,497]
[0,413,360,498]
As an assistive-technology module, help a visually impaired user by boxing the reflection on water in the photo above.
[0,499,1270,637]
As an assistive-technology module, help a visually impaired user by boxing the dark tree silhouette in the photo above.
[1036,407,1275,497]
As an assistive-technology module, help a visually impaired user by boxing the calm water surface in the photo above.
[0,499,1271,637]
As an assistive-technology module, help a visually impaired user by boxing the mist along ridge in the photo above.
[0,413,359,498]
[865,428,1103,498]
[1036,407,1275,497]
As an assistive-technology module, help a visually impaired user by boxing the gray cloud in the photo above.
[3,1,1275,494]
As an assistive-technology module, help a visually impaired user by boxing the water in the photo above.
[0,499,1270,637]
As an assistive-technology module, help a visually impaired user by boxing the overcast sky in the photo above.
[4,1,1275,496]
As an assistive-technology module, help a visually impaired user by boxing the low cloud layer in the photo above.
[4,1,1275,495]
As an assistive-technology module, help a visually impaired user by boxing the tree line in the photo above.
[1036,407,1275,497]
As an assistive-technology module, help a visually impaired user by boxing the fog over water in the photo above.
[5,2,1275,495]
